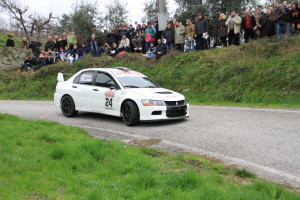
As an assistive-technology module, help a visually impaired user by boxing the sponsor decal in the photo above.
[105,90,115,98]
[114,71,144,76]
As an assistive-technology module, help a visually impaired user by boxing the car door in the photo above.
[71,71,96,110]
[91,71,120,115]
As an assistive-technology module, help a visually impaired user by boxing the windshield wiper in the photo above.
[145,86,158,88]
[123,85,140,88]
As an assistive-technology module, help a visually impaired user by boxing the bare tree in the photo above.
[0,0,54,39]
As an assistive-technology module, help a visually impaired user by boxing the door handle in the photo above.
[72,86,77,88]
[93,89,99,91]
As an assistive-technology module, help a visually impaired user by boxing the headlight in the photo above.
[141,99,165,106]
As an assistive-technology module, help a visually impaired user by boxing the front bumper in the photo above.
[139,103,189,121]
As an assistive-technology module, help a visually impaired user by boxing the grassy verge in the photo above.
[0,36,299,107]
[0,114,299,199]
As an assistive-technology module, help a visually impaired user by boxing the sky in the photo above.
[11,0,177,27]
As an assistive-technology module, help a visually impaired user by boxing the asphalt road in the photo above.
[0,100,300,190]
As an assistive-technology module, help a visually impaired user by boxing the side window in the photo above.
[95,72,116,88]
[78,72,95,85]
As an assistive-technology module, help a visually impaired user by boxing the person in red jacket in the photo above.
[242,10,256,43]
[144,21,156,52]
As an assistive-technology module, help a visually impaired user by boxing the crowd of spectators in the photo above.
[3,1,299,73]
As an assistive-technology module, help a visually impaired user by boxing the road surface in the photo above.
[0,100,299,190]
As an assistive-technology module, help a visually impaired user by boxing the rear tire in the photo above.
[122,101,140,126]
[61,95,78,117]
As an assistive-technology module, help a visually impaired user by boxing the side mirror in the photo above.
[110,86,116,90]
[57,73,64,82]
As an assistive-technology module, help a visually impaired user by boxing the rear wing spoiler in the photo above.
[57,73,73,82]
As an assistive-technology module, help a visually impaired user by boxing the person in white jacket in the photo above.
[225,10,242,46]
[119,34,130,52]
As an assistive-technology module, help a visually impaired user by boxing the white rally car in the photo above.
[54,67,189,126]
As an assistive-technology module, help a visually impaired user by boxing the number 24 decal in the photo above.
[105,98,113,107]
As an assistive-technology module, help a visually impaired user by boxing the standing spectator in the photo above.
[291,2,300,32]
[147,42,156,59]
[282,1,293,35]
[257,5,266,17]
[120,25,129,40]
[91,25,100,57]
[162,22,175,52]
[242,10,256,43]
[45,36,53,51]
[195,12,209,50]
[128,24,136,51]
[60,45,72,63]
[185,18,195,52]
[141,24,147,33]
[78,43,90,59]
[274,1,286,39]
[226,10,242,46]
[154,20,162,44]
[6,29,15,47]
[119,34,130,52]
[218,13,228,47]
[110,43,119,58]
[67,30,76,50]
[117,25,123,45]
[204,16,211,49]
[254,11,262,39]
[57,36,65,52]
[155,39,167,61]
[52,38,58,51]
[107,26,118,48]
[28,37,42,58]
[261,7,275,38]
[132,29,144,51]
[21,37,28,49]
[144,21,156,52]
[175,20,185,52]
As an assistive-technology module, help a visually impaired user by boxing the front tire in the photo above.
[61,95,78,117]
[122,101,140,126]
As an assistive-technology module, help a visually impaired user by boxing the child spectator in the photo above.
[46,48,55,64]
[60,45,72,63]
[155,39,166,60]
[6,29,15,47]
[132,29,144,50]
[52,49,60,63]
[78,43,90,59]
[147,42,156,59]
[119,34,130,52]
[21,37,28,49]
[110,43,119,58]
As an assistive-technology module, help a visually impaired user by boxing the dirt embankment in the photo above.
[0,46,29,71]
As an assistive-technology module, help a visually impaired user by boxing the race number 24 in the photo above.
[105,98,112,108]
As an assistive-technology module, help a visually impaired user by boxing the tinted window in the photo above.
[118,76,160,88]
[95,72,116,88]
[78,72,95,85]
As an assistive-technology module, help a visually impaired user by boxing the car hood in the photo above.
[126,88,185,101]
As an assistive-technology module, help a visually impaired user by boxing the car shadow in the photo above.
[75,112,188,127]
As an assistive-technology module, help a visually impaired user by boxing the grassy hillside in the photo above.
[0,36,299,107]
[1,114,299,199]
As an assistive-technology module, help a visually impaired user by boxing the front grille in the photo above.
[165,100,185,106]
[166,105,187,118]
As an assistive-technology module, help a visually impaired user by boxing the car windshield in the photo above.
[117,76,160,88]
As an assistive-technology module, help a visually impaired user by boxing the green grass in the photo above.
[0,36,300,107]
[0,114,299,199]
